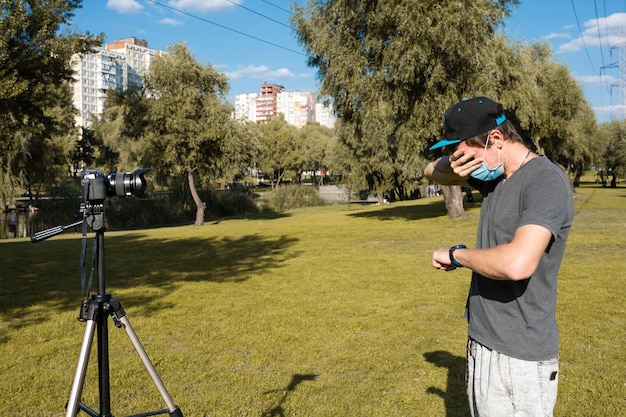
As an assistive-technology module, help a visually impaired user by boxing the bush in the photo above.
[30,183,259,232]
[268,184,325,212]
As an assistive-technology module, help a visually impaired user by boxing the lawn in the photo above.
[0,182,624,416]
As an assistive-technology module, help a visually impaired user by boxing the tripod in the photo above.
[32,206,183,417]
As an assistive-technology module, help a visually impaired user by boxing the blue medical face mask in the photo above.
[470,139,504,181]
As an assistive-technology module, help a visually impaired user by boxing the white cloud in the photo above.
[224,64,295,80]
[268,68,295,78]
[558,12,626,54]
[224,64,269,80]
[543,32,571,41]
[574,74,616,87]
[159,18,183,26]
[106,0,143,14]
[594,104,626,123]
[168,0,241,12]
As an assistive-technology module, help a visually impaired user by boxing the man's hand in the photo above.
[449,149,483,178]
[432,248,457,271]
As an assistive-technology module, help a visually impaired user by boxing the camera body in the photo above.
[82,168,150,203]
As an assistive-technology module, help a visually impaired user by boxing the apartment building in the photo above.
[234,92,259,123]
[235,83,335,129]
[277,90,316,129]
[71,37,165,128]
[256,82,285,123]
[315,102,336,129]
[71,38,335,130]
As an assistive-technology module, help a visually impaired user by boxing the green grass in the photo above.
[0,182,624,417]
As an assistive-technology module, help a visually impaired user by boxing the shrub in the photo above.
[268,184,325,212]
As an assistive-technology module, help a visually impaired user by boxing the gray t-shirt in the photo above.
[466,156,574,361]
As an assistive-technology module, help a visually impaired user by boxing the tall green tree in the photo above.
[600,119,626,187]
[142,43,244,226]
[505,42,585,157]
[298,122,336,186]
[491,39,596,182]
[94,87,149,172]
[258,115,301,189]
[12,82,78,200]
[69,128,97,175]
[563,101,600,186]
[293,0,518,214]
[0,0,101,206]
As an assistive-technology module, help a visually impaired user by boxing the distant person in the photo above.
[8,208,18,238]
[424,97,574,417]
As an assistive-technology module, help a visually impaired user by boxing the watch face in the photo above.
[450,245,466,267]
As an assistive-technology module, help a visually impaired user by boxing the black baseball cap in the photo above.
[429,97,506,150]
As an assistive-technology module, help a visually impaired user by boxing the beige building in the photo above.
[71,37,165,128]
[235,82,335,129]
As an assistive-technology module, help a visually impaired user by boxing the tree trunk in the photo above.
[187,166,205,226]
[532,135,544,155]
[441,185,465,219]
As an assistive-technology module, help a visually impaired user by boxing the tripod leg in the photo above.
[118,315,183,417]
[66,319,97,417]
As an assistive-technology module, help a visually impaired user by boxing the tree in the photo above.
[493,40,589,159]
[258,115,301,189]
[293,0,518,215]
[69,128,96,175]
[12,82,78,202]
[215,120,261,185]
[142,43,242,226]
[556,100,599,186]
[298,122,336,186]
[94,87,149,172]
[490,38,597,186]
[0,0,102,206]
[601,120,626,187]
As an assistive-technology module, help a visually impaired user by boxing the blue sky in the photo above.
[72,1,626,123]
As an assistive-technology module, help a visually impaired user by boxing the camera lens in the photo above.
[107,168,150,198]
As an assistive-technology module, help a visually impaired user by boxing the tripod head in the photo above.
[31,202,105,243]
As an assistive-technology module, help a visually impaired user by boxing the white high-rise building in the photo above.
[234,93,259,123]
[71,48,125,128]
[71,38,165,128]
[105,38,165,90]
[277,90,316,129]
[234,84,335,129]
[315,102,336,129]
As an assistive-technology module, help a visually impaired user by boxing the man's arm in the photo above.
[424,149,483,186]
[425,157,469,186]
[431,224,553,281]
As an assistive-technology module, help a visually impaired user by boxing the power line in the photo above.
[593,0,606,69]
[570,0,597,74]
[261,0,292,14]
[224,0,291,29]
[145,0,305,57]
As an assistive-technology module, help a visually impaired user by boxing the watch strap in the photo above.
[449,244,466,268]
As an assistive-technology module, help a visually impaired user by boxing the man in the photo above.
[424,97,574,417]
[8,207,18,238]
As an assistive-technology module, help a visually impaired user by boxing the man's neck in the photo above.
[504,143,535,179]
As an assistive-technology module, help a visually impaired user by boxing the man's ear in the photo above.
[490,130,505,148]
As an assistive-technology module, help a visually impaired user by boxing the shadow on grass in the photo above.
[424,350,468,417]
[348,198,447,221]
[209,211,293,223]
[261,373,319,417]
[349,196,482,221]
[0,231,299,318]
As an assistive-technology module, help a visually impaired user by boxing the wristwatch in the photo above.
[449,244,466,268]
